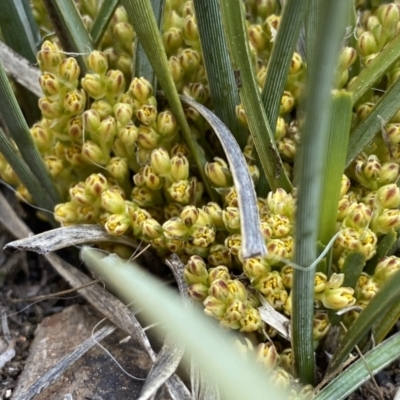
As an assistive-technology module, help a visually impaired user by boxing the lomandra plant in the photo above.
[2,0,400,398]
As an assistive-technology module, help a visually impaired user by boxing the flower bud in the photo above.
[240,307,262,332]
[39,72,62,98]
[112,102,132,126]
[379,162,400,185]
[281,265,293,289]
[64,89,87,115]
[208,245,231,268]
[374,256,400,283]
[375,184,400,209]
[313,313,330,340]
[157,110,178,138]
[105,70,126,98]
[38,97,63,119]
[249,24,269,51]
[338,47,357,71]
[253,271,283,296]
[136,104,158,126]
[101,187,126,214]
[65,144,85,166]
[81,73,105,99]
[54,201,79,224]
[203,296,227,319]
[82,140,109,165]
[98,116,117,147]
[222,207,241,233]
[163,217,189,240]
[129,77,153,101]
[85,173,109,196]
[44,155,63,177]
[180,205,199,227]
[358,31,378,57]
[280,91,295,115]
[168,56,184,89]
[225,233,242,256]
[243,257,270,281]
[37,40,63,73]
[170,154,190,181]
[189,225,216,247]
[141,218,163,240]
[255,342,279,370]
[88,51,108,75]
[137,126,160,149]
[83,109,101,134]
[188,283,209,301]
[371,209,400,234]
[114,22,135,47]
[179,48,201,74]
[235,104,248,127]
[377,3,400,30]
[105,213,130,236]
[31,122,54,152]
[151,147,171,175]
[205,157,233,188]
[163,27,184,54]
[184,255,209,286]
[343,203,372,229]
[118,124,138,147]
[167,180,192,204]
[92,99,113,118]
[58,57,80,83]
[320,286,356,310]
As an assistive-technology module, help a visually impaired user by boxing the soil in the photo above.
[1,197,400,400]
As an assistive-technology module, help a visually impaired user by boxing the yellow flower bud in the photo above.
[225,233,242,256]
[371,209,400,234]
[87,51,108,75]
[281,265,293,289]
[105,69,126,98]
[203,296,227,319]
[343,203,372,230]
[81,73,106,100]
[208,245,232,268]
[202,202,225,230]
[163,217,189,240]
[141,218,163,240]
[83,109,101,134]
[92,99,113,118]
[205,157,232,188]
[31,122,54,152]
[240,307,262,332]
[98,116,117,146]
[129,77,153,102]
[113,22,135,48]
[320,286,356,310]
[157,110,178,138]
[253,271,283,296]
[167,180,191,204]
[44,155,63,177]
[136,104,158,126]
[82,140,109,165]
[374,184,400,210]
[105,213,131,236]
[168,56,184,89]
[54,201,79,224]
[189,225,216,248]
[137,125,160,150]
[243,257,270,281]
[255,342,279,370]
[374,256,400,283]
[179,48,200,74]
[163,27,184,55]
[235,104,248,127]
[39,72,62,98]
[58,57,80,84]
[63,89,86,116]
[38,97,63,119]
[358,31,378,57]
[314,272,328,294]
[279,348,294,374]
[170,154,190,181]
[313,313,330,340]
[150,147,171,176]
[113,102,133,126]
[180,205,199,227]
[37,40,63,73]
[222,207,241,233]
[101,188,126,214]
[85,173,109,196]
[280,91,295,115]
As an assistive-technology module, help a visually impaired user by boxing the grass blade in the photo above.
[81,247,288,400]
[318,91,353,248]
[193,0,247,149]
[328,269,400,373]
[219,0,292,193]
[261,0,308,132]
[0,60,60,206]
[90,0,119,48]
[0,128,54,214]
[292,0,349,384]
[315,331,400,400]
[345,76,400,167]
[348,34,400,105]
[41,0,93,74]
[120,0,217,201]
[134,0,164,88]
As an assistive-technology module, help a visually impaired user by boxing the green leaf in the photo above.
[327,268,400,373]
[261,0,308,134]
[80,247,289,400]
[134,0,164,88]
[348,33,400,105]
[0,60,60,207]
[193,0,247,150]
[120,0,217,202]
[90,0,119,48]
[292,0,349,384]
[0,0,41,123]
[41,0,93,74]
[219,0,292,193]
[0,128,55,215]
[318,91,353,249]
[315,331,400,400]
[345,76,400,168]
